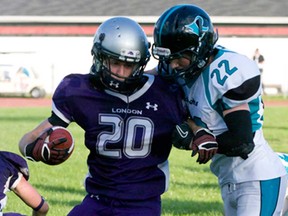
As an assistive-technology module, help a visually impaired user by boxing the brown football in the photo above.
[43,126,75,165]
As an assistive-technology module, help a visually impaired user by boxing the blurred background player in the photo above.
[252,48,265,92]
[0,151,48,216]
[152,4,287,215]
[18,16,186,215]
[253,48,265,74]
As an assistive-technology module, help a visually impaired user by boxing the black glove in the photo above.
[171,122,194,150]
[191,128,218,164]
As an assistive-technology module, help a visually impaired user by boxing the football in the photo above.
[43,126,75,165]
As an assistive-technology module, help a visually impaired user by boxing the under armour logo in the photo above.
[146,102,158,111]
[175,125,188,138]
[109,81,119,88]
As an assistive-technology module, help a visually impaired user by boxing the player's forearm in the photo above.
[217,110,255,159]
[13,177,49,216]
[18,119,53,156]
[186,118,202,135]
[19,133,37,156]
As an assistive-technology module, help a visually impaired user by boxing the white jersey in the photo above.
[179,46,286,186]
[278,152,288,173]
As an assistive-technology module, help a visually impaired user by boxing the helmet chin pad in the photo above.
[100,66,142,94]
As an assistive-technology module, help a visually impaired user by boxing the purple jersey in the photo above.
[0,151,29,212]
[52,73,186,200]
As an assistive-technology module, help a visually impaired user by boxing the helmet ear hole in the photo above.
[99,33,105,42]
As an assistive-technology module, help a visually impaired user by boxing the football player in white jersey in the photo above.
[151,4,287,216]
[277,153,288,216]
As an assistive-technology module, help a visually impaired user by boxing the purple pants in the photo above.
[67,194,161,216]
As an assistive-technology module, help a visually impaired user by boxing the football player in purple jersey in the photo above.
[152,4,287,216]
[18,17,186,215]
[0,151,49,216]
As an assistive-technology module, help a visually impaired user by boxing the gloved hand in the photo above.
[191,128,218,164]
[24,127,68,164]
[171,122,194,150]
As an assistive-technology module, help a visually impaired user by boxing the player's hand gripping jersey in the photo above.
[51,73,186,200]
[179,46,286,186]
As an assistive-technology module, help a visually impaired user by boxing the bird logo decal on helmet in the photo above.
[183,16,209,38]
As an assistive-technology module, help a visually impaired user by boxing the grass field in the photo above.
[0,102,288,215]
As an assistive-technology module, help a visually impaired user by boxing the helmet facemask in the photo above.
[91,41,148,94]
[152,45,199,80]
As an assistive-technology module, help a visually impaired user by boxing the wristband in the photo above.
[33,196,45,211]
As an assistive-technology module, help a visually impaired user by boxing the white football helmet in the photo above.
[90,17,150,94]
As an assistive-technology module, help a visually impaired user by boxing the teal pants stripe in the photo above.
[260,177,281,216]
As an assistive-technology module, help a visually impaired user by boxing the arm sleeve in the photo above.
[216,110,254,155]
[47,111,69,128]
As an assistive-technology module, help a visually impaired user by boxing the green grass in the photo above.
[0,102,288,215]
